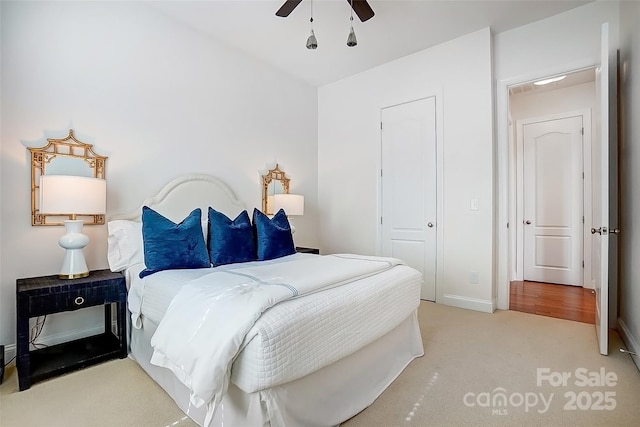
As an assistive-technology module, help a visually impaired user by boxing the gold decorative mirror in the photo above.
[261,164,290,214]
[29,129,107,226]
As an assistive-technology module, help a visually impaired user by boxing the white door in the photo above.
[381,97,437,300]
[593,23,612,356]
[522,115,584,285]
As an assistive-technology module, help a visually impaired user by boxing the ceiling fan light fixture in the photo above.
[307,29,318,49]
[346,0,357,47]
[347,26,357,47]
[306,0,318,50]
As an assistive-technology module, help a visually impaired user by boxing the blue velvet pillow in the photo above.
[253,208,296,261]
[208,208,256,266]
[139,207,210,278]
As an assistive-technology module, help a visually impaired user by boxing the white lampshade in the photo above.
[272,194,304,216]
[39,175,106,279]
[40,175,106,216]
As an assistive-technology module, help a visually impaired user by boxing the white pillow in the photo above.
[107,220,144,272]
[107,218,209,272]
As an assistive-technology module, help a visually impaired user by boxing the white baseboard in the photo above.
[617,317,640,372]
[441,294,495,313]
[3,344,16,365]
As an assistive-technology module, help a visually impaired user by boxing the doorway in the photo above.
[499,23,615,356]
[508,68,597,306]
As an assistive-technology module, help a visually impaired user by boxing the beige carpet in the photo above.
[2,302,639,427]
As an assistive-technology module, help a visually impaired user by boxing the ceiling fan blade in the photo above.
[276,0,304,17]
[348,0,375,22]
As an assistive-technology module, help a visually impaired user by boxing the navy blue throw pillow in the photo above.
[253,208,296,261]
[208,208,256,266]
[140,207,210,278]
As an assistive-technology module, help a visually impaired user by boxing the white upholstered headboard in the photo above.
[110,174,246,223]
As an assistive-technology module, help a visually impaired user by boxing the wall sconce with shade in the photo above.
[272,193,304,233]
[39,175,106,279]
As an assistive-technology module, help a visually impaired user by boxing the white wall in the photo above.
[0,1,318,350]
[494,0,620,309]
[318,28,495,312]
[618,0,640,370]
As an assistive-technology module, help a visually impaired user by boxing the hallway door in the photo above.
[522,114,584,286]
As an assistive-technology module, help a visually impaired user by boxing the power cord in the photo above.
[0,316,49,384]
[30,315,48,349]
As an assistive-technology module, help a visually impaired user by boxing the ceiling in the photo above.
[148,0,593,87]
[509,67,596,96]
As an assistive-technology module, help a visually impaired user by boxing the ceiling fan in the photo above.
[276,0,375,22]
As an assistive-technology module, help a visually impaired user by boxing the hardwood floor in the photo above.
[509,281,596,324]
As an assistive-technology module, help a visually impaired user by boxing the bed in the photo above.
[107,174,424,427]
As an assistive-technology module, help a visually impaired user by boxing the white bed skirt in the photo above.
[130,310,424,427]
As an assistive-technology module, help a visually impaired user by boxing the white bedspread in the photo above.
[149,254,404,424]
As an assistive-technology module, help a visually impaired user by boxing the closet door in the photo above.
[380,97,437,300]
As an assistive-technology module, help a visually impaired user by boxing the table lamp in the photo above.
[272,193,304,233]
[39,175,106,279]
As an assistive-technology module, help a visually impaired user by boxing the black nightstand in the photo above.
[296,247,320,254]
[16,269,127,391]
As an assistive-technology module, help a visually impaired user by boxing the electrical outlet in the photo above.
[470,272,479,284]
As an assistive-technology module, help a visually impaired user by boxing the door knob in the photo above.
[610,228,621,235]
[525,220,531,225]
[591,227,602,235]
[427,222,434,228]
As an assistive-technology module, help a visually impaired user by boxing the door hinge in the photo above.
[380,216,383,225]
[582,260,584,268]
[583,216,585,224]
[380,169,383,178]
[380,122,383,130]
[581,127,584,135]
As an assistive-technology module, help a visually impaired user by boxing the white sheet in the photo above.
[148,254,407,425]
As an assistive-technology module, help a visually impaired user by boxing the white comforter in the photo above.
[149,254,404,424]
